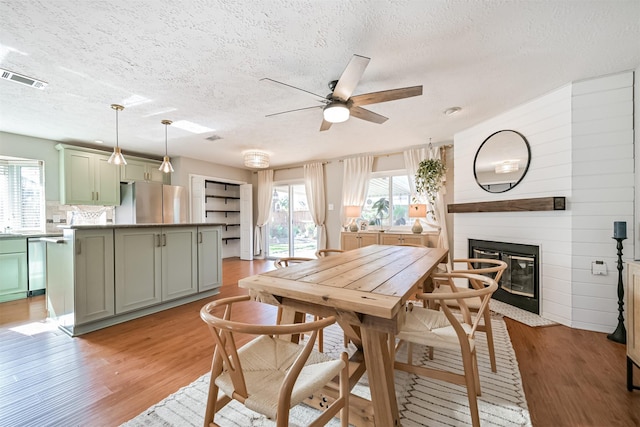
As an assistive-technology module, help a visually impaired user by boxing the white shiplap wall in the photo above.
[570,72,635,332]
[453,71,635,332]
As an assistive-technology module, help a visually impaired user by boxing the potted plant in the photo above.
[371,197,389,230]
[414,158,446,219]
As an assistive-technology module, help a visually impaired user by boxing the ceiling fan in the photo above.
[262,54,423,131]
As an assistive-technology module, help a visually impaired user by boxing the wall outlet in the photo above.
[328,203,334,211]
[52,214,61,223]
[591,260,607,275]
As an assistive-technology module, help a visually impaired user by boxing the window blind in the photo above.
[0,159,45,232]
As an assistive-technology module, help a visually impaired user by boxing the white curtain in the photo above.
[304,162,327,250]
[404,146,450,255]
[403,147,427,197]
[254,169,274,256]
[341,156,373,226]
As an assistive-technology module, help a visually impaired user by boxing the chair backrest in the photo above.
[274,257,314,269]
[450,258,507,289]
[315,248,345,258]
[418,272,498,337]
[200,295,336,401]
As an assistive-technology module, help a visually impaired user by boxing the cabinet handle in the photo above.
[76,239,81,255]
[96,191,99,200]
[162,233,167,247]
[156,234,161,247]
[198,232,203,243]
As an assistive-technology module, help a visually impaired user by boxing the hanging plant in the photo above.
[414,158,446,217]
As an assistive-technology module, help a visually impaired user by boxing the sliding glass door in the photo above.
[267,184,317,259]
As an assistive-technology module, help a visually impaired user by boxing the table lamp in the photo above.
[409,204,427,234]
[345,205,362,232]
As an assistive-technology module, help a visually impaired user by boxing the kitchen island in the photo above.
[46,223,225,336]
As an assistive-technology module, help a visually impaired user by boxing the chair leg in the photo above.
[340,352,349,427]
[461,347,481,427]
[483,308,497,372]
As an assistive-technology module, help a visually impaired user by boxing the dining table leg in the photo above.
[360,327,401,427]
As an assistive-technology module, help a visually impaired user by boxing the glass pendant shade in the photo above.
[108,104,127,165]
[323,102,350,123]
[159,119,174,174]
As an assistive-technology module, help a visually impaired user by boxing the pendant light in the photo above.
[108,104,127,165]
[159,119,174,173]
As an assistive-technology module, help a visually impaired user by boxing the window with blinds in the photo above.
[0,159,45,233]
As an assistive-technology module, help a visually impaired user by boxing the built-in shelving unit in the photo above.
[204,180,242,248]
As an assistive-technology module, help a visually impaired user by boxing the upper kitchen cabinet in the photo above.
[56,144,120,206]
[120,157,169,184]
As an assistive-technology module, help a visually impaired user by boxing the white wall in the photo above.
[453,70,635,333]
[0,132,60,201]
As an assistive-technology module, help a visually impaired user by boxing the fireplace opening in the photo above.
[468,239,539,314]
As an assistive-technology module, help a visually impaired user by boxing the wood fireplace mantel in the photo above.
[447,196,566,213]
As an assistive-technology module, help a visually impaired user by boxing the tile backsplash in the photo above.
[45,201,114,233]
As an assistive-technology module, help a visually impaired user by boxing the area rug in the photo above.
[123,318,531,427]
[490,300,558,327]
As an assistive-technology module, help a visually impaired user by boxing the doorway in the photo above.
[267,184,317,259]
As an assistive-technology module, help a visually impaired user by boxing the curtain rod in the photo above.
[338,144,453,161]
[252,161,329,173]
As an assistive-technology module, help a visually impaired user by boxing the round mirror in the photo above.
[473,130,531,193]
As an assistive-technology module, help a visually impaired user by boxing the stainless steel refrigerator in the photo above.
[115,181,188,224]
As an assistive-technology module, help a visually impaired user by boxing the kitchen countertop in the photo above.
[59,223,227,230]
[0,232,64,240]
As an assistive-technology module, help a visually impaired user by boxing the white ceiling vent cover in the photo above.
[0,69,48,89]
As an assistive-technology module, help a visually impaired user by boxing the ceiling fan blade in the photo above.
[265,105,322,118]
[349,106,388,124]
[350,85,423,106]
[320,119,333,131]
[332,54,370,102]
[260,78,327,101]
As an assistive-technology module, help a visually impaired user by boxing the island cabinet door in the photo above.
[114,229,162,314]
[74,230,115,324]
[197,226,222,292]
[161,227,198,301]
[628,262,640,367]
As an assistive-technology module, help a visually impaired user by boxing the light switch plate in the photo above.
[591,261,607,275]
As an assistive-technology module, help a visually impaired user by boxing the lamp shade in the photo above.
[344,205,362,218]
[323,102,350,123]
[409,204,427,218]
[243,150,269,168]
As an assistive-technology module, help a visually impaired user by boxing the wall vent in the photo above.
[205,135,222,142]
[0,68,48,89]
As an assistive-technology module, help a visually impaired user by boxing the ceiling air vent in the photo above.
[205,135,222,142]
[0,68,48,89]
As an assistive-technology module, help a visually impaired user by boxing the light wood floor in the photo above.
[1,258,639,426]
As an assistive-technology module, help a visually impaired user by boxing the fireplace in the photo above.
[468,239,540,314]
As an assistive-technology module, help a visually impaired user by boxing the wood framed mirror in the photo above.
[473,130,531,193]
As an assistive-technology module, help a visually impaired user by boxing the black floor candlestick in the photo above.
[607,237,627,344]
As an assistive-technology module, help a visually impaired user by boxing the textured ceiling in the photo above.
[0,0,639,170]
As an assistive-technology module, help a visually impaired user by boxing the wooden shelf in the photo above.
[222,237,241,244]
[447,196,566,213]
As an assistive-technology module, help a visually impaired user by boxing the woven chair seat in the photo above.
[397,304,475,352]
[215,335,344,419]
[433,284,482,309]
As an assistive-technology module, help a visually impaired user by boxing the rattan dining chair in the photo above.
[431,258,507,372]
[315,248,345,258]
[200,295,349,427]
[393,272,498,427]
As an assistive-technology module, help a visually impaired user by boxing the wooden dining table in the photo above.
[238,244,448,426]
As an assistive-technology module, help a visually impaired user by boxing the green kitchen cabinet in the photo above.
[197,226,222,292]
[120,157,169,184]
[0,238,28,303]
[114,226,197,314]
[56,145,120,206]
[46,229,115,332]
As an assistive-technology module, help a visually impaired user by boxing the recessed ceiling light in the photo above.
[444,107,462,116]
[172,120,215,134]
[95,140,104,144]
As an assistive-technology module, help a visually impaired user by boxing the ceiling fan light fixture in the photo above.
[108,104,127,165]
[323,101,350,123]
[243,150,269,169]
[495,160,519,174]
[159,119,174,174]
